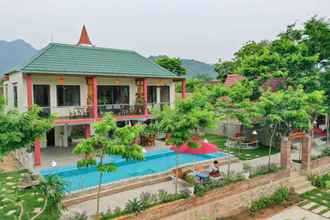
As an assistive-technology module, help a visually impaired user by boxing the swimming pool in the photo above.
[40,149,226,192]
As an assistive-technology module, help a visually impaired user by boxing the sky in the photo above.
[1,0,330,63]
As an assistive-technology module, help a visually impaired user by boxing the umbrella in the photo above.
[170,140,220,154]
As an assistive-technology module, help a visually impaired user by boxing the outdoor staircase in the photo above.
[289,171,315,194]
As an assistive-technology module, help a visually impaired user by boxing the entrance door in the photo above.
[33,85,50,116]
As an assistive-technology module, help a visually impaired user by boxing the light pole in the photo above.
[252,130,258,147]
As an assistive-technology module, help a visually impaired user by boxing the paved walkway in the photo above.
[268,206,328,220]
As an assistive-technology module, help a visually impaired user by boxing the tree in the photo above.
[155,56,186,76]
[73,113,144,216]
[214,59,236,82]
[0,106,53,158]
[256,86,325,168]
[153,88,217,193]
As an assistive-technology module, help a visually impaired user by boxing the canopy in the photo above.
[170,140,220,154]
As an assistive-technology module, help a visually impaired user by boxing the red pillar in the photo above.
[92,76,98,119]
[26,74,41,166]
[182,79,186,99]
[143,78,148,116]
[84,124,91,138]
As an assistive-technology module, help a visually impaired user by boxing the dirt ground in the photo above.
[0,154,22,172]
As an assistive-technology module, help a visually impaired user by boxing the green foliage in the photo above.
[100,190,189,219]
[256,86,325,136]
[194,172,245,197]
[0,105,54,158]
[38,174,66,216]
[155,56,186,76]
[68,212,88,220]
[214,59,237,82]
[249,187,289,215]
[249,164,282,178]
[309,173,330,188]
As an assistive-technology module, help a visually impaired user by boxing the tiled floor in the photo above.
[268,206,328,220]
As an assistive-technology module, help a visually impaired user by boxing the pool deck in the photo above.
[37,140,170,171]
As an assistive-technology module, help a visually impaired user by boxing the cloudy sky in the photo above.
[1,0,330,63]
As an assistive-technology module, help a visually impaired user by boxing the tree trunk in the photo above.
[326,113,329,145]
[227,145,231,176]
[268,126,276,170]
[96,155,105,217]
[30,197,48,220]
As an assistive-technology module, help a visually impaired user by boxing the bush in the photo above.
[248,187,289,215]
[249,164,281,178]
[125,198,144,214]
[69,212,88,220]
[309,173,330,188]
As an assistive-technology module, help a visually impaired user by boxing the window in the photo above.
[98,85,129,105]
[147,86,157,104]
[57,85,80,106]
[13,83,18,107]
[33,85,50,107]
[160,86,170,103]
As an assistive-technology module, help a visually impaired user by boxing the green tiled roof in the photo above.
[14,43,178,78]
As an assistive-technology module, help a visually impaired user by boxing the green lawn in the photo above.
[302,189,330,208]
[204,133,280,160]
[0,170,58,220]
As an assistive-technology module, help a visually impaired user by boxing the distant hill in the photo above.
[148,56,217,79]
[0,39,38,75]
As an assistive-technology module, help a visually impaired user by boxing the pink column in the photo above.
[182,79,186,99]
[143,78,148,116]
[92,76,98,119]
[84,124,91,138]
[26,74,41,166]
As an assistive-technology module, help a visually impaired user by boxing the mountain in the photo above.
[0,39,38,75]
[149,56,217,79]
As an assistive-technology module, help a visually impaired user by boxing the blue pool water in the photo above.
[40,149,226,192]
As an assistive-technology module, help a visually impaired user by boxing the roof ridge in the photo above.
[132,52,177,77]
[50,42,136,53]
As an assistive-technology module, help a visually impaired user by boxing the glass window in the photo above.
[98,86,129,105]
[57,85,80,106]
[160,86,170,103]
[13,83,18,107]
[33,85,50,107]
[147,86,157,104]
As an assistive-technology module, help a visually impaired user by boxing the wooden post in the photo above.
[91,76,98,119]
[280,137,291,169]
[143,78,148,116]
[181,79,186,99]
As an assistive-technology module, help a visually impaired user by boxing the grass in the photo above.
[0,169,58,220]
[302,189,330,208]
[204,133,280,160]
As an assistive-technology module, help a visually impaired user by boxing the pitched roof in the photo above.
[78,25,92,45]
[11,43,178,78]
[224,74,245,86]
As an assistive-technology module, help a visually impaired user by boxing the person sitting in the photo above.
[209,160,220,177]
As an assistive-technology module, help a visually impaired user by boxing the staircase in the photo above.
[289,171,315,194]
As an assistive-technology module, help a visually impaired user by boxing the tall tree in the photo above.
[153,88,217,193]
[73,113,144,216]
[256,86,325,168]
[155,56,186,76]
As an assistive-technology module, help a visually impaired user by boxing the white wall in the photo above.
[3,71,26,112]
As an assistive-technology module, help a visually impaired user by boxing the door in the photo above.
[46,128,55,147]
[33,85,50,116]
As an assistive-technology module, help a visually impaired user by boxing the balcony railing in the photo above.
[148,102,171,111]
[98,104,145,117]
[38,106,94,119]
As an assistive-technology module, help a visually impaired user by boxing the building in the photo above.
[2,26,186,166]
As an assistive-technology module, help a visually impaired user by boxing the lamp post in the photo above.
[252,130,258,147]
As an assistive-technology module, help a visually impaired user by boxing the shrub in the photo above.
[249,164,281,178]
[309,173,330,188]
[125,198,144,214]
[69,212,88,220]
[248,187,289,215]
[183,173,197,185]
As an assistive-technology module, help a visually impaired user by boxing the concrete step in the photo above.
[289,175,308,184]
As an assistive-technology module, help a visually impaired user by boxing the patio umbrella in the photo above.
[170,140,220,154]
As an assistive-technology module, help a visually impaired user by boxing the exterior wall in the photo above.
[4,71,26,112]
[117,170,291,220]
[309,156,330,175]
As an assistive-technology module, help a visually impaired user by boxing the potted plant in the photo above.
[141,123,158,147]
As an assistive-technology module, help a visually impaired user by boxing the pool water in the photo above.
[40,149,226,192]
